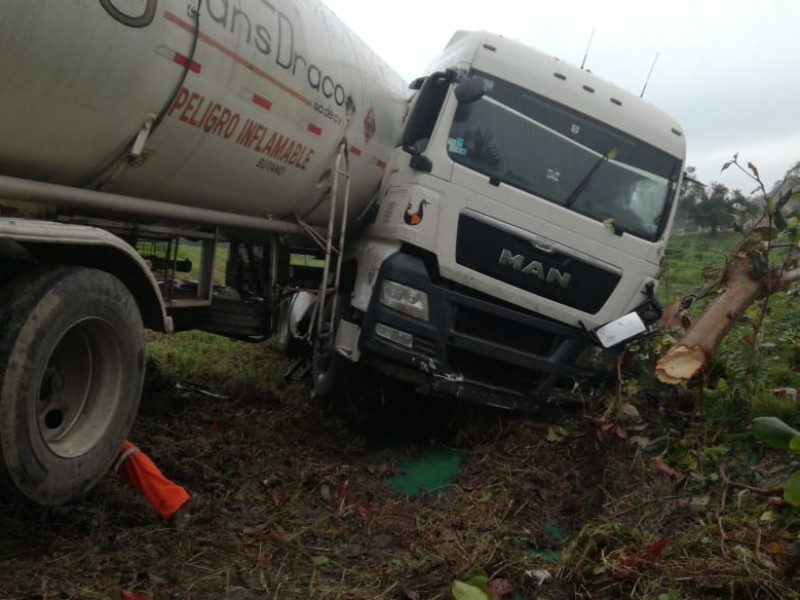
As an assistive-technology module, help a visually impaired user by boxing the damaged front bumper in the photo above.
[348,251,624,412]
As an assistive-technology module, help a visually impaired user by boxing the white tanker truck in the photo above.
[0,0,686,505]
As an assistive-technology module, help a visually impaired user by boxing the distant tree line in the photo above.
[674,160,800,235]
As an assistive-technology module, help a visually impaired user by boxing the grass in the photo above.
[659,230,741,302]
[175,239,230,284]
[2,230,800,598]
[660,230,800,425]
[145,331,283,400]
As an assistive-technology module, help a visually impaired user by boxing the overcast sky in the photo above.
[323,0,799,196]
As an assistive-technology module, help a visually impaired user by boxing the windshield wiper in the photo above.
[563,148,617,208]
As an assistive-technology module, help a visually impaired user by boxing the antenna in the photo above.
[640,52,660,98]
[580,28,595,70]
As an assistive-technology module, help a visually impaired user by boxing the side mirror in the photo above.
[409,76,426,90]
[454,76,492,104]
[409,152,432,172]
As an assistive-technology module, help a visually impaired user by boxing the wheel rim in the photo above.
[313,332,334,384]
[36,317,123,458]
[312,295,338,388]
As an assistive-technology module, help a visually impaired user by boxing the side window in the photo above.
[401,73,451,152]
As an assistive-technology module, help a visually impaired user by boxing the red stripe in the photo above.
[350,146,362,156]
[173,52,201,73]
[307,123,322,136]
[376,159,387,169]
[252,94,272,110]
[164,11,312,107]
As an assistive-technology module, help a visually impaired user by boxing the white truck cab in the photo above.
[339,32,685,409]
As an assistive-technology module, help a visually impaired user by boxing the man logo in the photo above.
[498,249,571,288]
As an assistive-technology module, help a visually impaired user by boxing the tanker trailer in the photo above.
[0,0,408,505]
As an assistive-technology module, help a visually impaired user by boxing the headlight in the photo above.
[380,280,430,321]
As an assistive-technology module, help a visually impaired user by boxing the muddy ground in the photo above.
[1,345,798,599]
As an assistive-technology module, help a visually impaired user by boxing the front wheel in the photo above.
[311,293,352,401]
[0,266,145,505]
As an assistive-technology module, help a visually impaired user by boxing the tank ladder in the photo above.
[316,140,351,340]
[291,140,351,345]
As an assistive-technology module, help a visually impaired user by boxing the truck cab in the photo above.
[339,32,686,409]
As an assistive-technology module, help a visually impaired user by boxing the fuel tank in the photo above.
[0,0,409,225]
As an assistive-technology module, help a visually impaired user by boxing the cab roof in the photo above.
[429,31,685,159]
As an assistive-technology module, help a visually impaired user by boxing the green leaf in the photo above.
[721,161,732,172]
[462,569,489,592]
[319,483,334,501]
[747,250,768,279]
[785,471,800,506]
[310,555,330,566]
[790,436,800,452]
[760,510,777,522]
[451,580,490,600]
[775,210,788,232]
[546,425,569,443]
[752,417,800,450]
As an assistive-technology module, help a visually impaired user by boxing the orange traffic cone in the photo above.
[114,440,190,521]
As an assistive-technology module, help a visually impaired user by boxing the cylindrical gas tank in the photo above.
[0,0,409,225]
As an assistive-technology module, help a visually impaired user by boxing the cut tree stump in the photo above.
[655,251,765,384]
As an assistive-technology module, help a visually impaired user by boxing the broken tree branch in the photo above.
[779,267,800,287]
[655,164,800,385]
[719,465,783,497]
[655,251,765,384]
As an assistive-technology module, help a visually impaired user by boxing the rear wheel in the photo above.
[0,266,145,505]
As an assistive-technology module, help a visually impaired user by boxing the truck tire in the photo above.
[0,266,145,505]
[276,292,314,359]
[311,293,351,400]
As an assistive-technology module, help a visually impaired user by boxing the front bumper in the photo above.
[359,252,604,409]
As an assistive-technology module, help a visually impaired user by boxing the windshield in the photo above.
[447,72,682,241]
